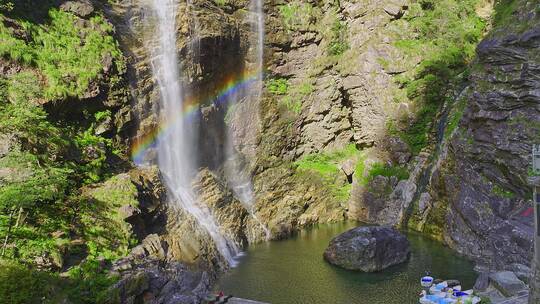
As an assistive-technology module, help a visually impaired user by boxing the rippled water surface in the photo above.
[216,222,477,304]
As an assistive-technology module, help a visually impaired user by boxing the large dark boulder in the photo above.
[323,226,410,272]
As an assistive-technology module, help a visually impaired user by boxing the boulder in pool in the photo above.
[323,226,410,272]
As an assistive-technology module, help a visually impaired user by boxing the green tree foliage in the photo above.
[0,72,67,154]
[0,151,71,211]
[390,0,486,153]
[0,3,128,302]
[492,0,517,27]
[0,8,125,100]
[0,260,63,303]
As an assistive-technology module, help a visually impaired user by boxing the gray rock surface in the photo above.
[438,22,538,269]
[489,271,528,297]
[323,226,410,272]
[60,0,94,17]
[474,272,490,292]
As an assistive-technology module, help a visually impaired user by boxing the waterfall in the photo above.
[224,0,270,240]
[148,0,239,267]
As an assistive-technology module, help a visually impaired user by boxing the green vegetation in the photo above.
[492,184,515,199]
[444,93,468,139]
[529,168,540,177]
[294,145,409,200]
[280,96,303,114]
[478,295,493,304]
[267,78,289,95]
[278,0,348,57]
[295,144,360,201]
[421,199,449,240]
[0,8,125,100]
[326,18,349,56]
[0,258,118,304]
[492,0,518,27]
[214,0,227,6]
[0,3,129,302]
[0,260,63,303]
[267,77,314,115]
[389,0,486,153]
[359,162,409,186]
[0,72,67,154]
[95,110,112,123]
[278,1,318,31]
[0,71,126,301]
[75,126,115,184]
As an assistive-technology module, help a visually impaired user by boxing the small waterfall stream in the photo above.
[148,0,240,266]
[224,0,270,240]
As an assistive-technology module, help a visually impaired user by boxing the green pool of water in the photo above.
[216,222,477,304]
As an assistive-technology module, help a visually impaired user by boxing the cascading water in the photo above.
[148,0,239,266]
[224,0,270,240]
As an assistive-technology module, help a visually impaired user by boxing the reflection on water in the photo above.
[216,222,477,304]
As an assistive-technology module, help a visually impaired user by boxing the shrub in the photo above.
[279,1,317,31]
[0,72,67,154]
[493,0,517,27]
[75,126,113,184]
[0,8,125,100]
[267,78,289,95]
[0,260,63,304]
[359,162,409,185]
[327,19,349,56]
[279,96,302,114]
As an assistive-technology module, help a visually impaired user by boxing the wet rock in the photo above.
[418,192,431,215]
[108,260,211,304]
[488,271,527,297]
[507,263,532,283]
[323,226,410,272]
[474,273,490,292]
[192,169,249,246]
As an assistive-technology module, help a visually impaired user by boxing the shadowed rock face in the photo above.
[323,226,410,272]
[438,23,540,271]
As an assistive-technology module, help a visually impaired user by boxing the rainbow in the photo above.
[131,69,262,164]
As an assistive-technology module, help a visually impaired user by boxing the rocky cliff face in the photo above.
[99,0,540,300]
[427,4,540,273]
